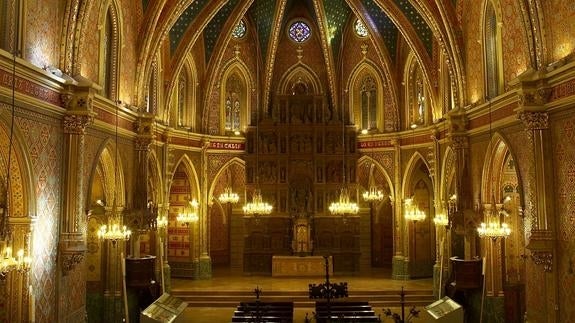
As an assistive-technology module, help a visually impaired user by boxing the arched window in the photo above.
[360,76,377,131]
[484,1,502,99]
[406,59,427,128]
[178,74,187,127]
[224,74,243,133]
[99,5,119,100]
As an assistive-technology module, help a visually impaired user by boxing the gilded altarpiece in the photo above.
[243,95,360,274]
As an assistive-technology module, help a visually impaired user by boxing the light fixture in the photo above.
[362,136,385,203]
[476,98,511,240]
[404,197,426,222]
[242,16,272,218]
[404,126,425,223]
[0,45,31,276]
[433,120,449,228]
[97,101,132,244]
[219,186,240,204]
[176,197,199,225]
[218,138,240,204]
[329,107,358,216]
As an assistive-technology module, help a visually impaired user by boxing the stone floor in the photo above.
[170,268,437,322]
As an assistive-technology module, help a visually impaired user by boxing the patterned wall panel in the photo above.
[551,114,575,322]
[461,0,483,103]
[542,0,575,62]
[24,0,62,69]
[16,113,62,323]
[79,2,100,81]
[500,0,529,86]
[119,0,142,104]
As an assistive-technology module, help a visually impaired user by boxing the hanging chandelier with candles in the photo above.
[433,208,449,227]
[243,189,272,215]
[477,201,510,239]
[476,99,511,240]
[177,197,199,224]
[329,110,358,216]
[330,187,359,215]
[98,101,132,244]
[362,186,385,202]
[242,13,272,218]
[219,186,240,204]
[404,197,426,222]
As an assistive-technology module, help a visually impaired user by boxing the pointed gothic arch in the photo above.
[404,53,432,130]
[348,62,386,132]
[482,0,504,99]
[98,0,122,100]
[220,63,251,135]
[278,64,322,95]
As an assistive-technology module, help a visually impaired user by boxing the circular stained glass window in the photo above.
[231,20,246,39]
[288,21,311,43]
[354,19,368,38]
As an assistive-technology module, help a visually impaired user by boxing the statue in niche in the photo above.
[289,178,313,215]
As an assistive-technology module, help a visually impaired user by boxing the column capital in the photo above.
[63,113,94,134]
[517,111,549,130]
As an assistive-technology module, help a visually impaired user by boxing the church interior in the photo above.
[0,0,574,322]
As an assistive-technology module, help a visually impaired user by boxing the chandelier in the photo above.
[242,34,271,217]
[177,198,199,224]
[98,101,131,243]
[329,106,358,216]
[156,205,168,229]
[404,197,426,222]
[243,189,272,215]
[476,99,511,240]
[330,187,359,215]
[433,208,449,227]
[477,202,510,239]
[219,186,240,204]
[362,184,385,202]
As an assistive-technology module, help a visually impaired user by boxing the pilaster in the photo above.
[515,79,558,322]
[58,84,96,323]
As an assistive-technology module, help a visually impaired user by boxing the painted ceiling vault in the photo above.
[139,0,463,125]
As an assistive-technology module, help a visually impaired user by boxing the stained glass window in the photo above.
[354,19,368,38]
[231,19,246,39]
[288,21,311,43]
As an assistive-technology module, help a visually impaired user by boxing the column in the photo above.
[130,112,155,258]
[58,89,95,323]
[447,107,472,258]
[391,138,408,280]
[518,106,558,323]
[198,139,212,279]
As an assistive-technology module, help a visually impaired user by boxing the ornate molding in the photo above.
[449,135,468,150]
[61,252,84,276]
[531,251,553,273]
[135,137,153,151]
[63,113,93,134]
[517,111,549,130]
[519,88,552,107]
